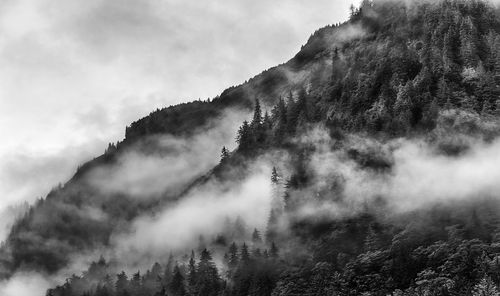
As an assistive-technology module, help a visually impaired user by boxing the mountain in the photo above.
[5,0,500,295]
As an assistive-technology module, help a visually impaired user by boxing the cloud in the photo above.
[85,109,247,197]
[0,0,352,230]
[296,124,500,219]
[0,272,54,296]
[111,170,272,265]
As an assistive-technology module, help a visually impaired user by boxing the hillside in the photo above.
[5,0,500,295]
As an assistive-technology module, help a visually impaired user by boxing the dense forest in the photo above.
[5,0,500,295]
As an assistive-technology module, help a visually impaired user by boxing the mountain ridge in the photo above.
[7,1,500,295]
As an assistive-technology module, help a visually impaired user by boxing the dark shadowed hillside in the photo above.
[6,1,500,296]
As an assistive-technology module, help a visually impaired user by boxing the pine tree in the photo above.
[251,99,266,145]
[252,228,262,244]
[163,253,174,288]
[220,146,229,163]
[236,120,252,151]
[252,99,262,127]
[272,97,288,144]
[196,249,221,296]
[116,271,129,296]
[240,243,250,265]
[187,251,197,295]
[228,242,239,269]
[129,271,142,295]
[472,276,500,296]
[169,264,186,296]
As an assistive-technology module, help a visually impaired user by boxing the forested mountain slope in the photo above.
[5,0,500,295]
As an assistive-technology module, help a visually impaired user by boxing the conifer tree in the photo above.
[169,265,186,296]
[187,251,197,295]
[236,121,252,151]
[116,271,129,296]
[220,146,229,163]
[252,228,262,244]
[228,242,239,269]
[251,99,262,127]
[240,243,251,265]
[163,253,174,288]
[472,276,500,296]
[129,271,142,295]
[196,249,221,296]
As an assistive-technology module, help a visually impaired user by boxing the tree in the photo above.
[196,249,221,296]
[163,253,174,287]
[252,99,263,127]
[252,228,263,244]
[116,271,129,296]
[129,271,142,295]
[228,242,239,269]
[187,250,197,294]
[472,276,499,296]
[240,243,251,265]
[236,120,252,151]
[220,146,230,163]
[272,97,288,144]
[169,265,186,296]
[252,99,266,145]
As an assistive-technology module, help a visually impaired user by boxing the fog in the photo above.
[112,170,271,267]
[0,0,352,238]
[85,110,246,198]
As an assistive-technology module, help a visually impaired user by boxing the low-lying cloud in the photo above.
[85,109,246,198]
[112,170,272,265]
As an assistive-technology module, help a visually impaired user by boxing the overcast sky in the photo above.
[0,0,351,216]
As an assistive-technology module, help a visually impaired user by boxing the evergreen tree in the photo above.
[251,99,266,145]
[252,99,262,127]
[196,249,221,296]
[240,243,251,265]
[220,146,230,163]
[272,97,288,144]
[116,271,129,296]
[228,242,239,269]
[472,276,500,296]
[236,121,252,151]
[163,253,174,288]
[129,271,142,295]
[169,264,186,296]
[187,251,197,294]
[252,228,263,244]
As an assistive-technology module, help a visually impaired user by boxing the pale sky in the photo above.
[0,0,351,215]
